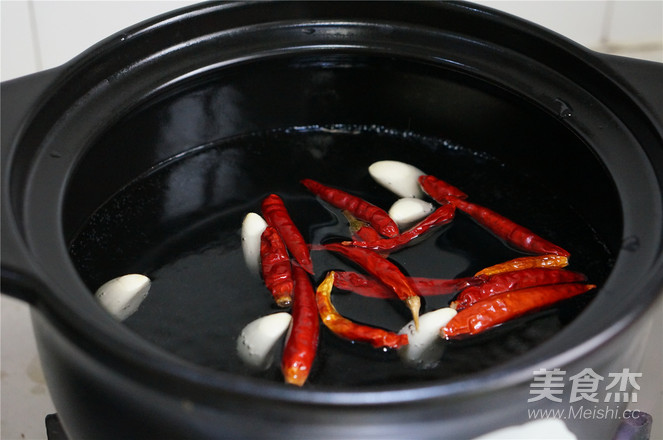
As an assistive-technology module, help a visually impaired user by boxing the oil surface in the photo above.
[69,125,613,388]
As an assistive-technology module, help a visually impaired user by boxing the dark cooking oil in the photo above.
[69,125,613,388]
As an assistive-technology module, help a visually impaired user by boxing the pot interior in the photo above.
[64,54,619,388]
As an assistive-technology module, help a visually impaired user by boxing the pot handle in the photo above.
[1,68,61,305]
[597,53,663,129]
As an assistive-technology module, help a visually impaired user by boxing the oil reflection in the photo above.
[153,85,249,222]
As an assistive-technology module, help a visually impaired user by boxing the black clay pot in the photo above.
[2,2,662,439]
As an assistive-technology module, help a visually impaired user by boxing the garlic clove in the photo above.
[388,198,435,229]
[241,212,268,276]
[95,274,151,321]
[398,307,457,368]
[368,160,425,198]
[236,312,292,370]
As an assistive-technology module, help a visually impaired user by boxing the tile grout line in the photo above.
[27,0,43,71]
[599,0,614,46]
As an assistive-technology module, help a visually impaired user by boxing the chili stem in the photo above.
[323,243,421,329]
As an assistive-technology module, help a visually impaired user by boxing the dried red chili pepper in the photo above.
[442,283,596,339]
[342,210,382,243]
[451,268,588,311]
[345,204,456,252]
[261,194,314,274]
[408,276,482,297]
[418,174,468,201]
[323,243,421,328]
[260,226,294,307]
[475,254,569,277]
[448,198,570,257]
[282,265,320,386]
[301,179,399,238]
[333,271,480,299]
[316,272,408,349]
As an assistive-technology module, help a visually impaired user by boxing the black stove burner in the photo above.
[45,414,68,440]
[614,412,654,440]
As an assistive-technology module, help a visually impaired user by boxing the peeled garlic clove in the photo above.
[368,160,425,198]
[388,198,435,229]
[241,212,268,276]
[95,274,151,321]
[398,307,457,368]
[237,312,292,370]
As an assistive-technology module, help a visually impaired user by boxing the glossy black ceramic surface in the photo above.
[68,124,612,386]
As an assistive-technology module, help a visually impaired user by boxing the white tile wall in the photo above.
[1,0,662,82]
[474,0,663,60]
[32,0,201,73]
[476,1,610,48]
[0,1,38,80]
[1,2,662,440]
[1,0,199,81]
[608,1,663,45]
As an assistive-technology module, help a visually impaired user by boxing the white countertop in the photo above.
[1,296,57,439]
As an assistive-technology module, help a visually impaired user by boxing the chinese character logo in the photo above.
[569,368,604,403]
[528,368,642,403]
[528,368,566,402]
[604,369,642,403]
